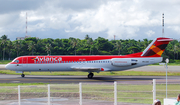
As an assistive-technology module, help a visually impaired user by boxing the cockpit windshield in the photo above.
[12,59,19,63]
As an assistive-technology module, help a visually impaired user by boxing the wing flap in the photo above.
[71,67,110,72]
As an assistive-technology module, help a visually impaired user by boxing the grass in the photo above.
[1,70,180,76]
[0,83,179,104]
[0,60,11,64]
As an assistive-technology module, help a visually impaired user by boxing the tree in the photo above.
[94,37,113,54]
[27,41,36,55]
[70,38,79,55]
[143,38,148,49]
[13,40,22,57]
[87,38,94,55]
[6,41,13,60]
[85,34,90,40]
[115,40,121,55]
[45,43,51,55]
[0,35,176,60]
[1,35,9,60]
[53,39,64,55]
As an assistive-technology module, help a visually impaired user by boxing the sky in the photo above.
[0,0,180,41]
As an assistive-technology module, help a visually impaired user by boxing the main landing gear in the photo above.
[88,72,94,79]
[21,73,25,77]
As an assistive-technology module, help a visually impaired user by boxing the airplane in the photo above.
[5,37,173,79]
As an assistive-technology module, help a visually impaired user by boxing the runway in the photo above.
[1,74,180,84]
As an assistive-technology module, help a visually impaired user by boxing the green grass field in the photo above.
[0,83,178,104]
[0,60,11,64]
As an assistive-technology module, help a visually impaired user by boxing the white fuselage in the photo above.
[6,57,162,72]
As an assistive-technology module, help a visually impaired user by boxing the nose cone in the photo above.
[5,64,10,70]
[5,63,14,70]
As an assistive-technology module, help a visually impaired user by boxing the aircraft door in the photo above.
[22,57,28,67]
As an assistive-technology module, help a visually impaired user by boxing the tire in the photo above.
[21,74,25,77]
[88,73,94,79]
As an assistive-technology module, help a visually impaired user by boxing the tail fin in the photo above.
[141,37,173,57]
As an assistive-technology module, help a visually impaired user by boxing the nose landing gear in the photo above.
[88,73,94,79]
[21,72,25,77]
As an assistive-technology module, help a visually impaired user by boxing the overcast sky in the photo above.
[0,0,180,41]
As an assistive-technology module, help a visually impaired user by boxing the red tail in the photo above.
[141,37,173,57]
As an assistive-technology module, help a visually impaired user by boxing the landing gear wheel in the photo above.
[21,74,25,77]
[88,73,94,79]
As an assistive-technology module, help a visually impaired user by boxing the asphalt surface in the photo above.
[0,64,6,70]
[0,74,180,84]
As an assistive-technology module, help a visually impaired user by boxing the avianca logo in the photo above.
[33,57,62,61]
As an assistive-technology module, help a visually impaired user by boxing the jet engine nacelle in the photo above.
[111,58,137,67]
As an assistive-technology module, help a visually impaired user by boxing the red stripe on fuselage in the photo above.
[10,52,157,64]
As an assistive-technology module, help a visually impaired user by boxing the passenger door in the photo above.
[22,57,28,67]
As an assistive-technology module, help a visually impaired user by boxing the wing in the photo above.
[71,67,110,72]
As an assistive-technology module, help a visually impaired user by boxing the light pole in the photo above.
[165,58,169,98]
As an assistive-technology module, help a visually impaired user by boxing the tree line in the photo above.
[0,35,180,61]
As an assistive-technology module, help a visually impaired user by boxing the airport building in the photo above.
[16,35,39,40]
